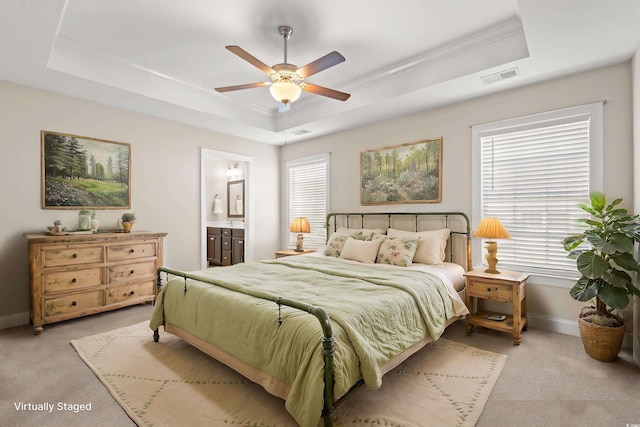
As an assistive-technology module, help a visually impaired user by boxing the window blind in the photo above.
[286,153,329,249]
[475,103,603,278]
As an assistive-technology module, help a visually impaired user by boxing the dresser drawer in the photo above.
[467,279,512,302]
[108,261,156,285]
[43,268,102,294]
[107,242,157,261]
[106,281,154,304]
[44,290,104,317]
[43,246,104,268]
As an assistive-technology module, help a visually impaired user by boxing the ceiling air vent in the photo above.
[291,129,312,136]
[480,67,520,85]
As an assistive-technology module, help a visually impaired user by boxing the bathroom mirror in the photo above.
[227,180,244,218]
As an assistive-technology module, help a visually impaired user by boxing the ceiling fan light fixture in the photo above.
[270,80,302,104]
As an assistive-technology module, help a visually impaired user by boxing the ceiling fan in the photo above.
[215,25,351,105]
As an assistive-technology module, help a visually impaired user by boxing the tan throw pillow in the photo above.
[339,237,382,263]
[387,228,450,265]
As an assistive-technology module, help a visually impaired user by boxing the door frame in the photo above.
[200,148,254,269]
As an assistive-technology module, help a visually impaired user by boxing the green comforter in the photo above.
[150,255,456,427]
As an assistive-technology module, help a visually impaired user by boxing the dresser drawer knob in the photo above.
[71,278,77,283]
[130,290,135,295]
[130,270,135,274]
[72,253,78,258]
[71,301,77,306]
[487,287,492,292]
[129,249,135,254]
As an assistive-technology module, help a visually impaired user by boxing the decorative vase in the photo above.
[122,222,133,233]
[577,315,626,362]
[90,211,99,232]
[78,212,91,230]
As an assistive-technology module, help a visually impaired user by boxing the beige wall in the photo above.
[282,63,634,334]
[0,80,280,328]
[2,62,635,336]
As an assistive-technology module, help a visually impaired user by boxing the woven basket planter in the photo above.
[577,315,626,362]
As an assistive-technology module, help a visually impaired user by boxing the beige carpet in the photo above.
[71,321,506,427]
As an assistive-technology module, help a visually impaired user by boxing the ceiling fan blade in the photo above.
[215,82,270,92]
[297,51,345,78]
[302,83,351,101]
[226,46,275,74]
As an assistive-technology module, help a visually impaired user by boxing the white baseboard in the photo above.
[527,313,580,337]
[0,312,29,331]
[528,312,633,349]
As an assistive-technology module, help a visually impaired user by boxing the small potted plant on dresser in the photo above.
[121,212,136,233]
[563,192,640,361]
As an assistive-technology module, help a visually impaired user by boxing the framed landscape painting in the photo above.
[361,137,442,205]
[41,131,131,209]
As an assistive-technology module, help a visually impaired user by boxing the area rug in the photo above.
[71,321,506,427]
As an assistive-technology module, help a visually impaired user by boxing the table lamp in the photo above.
[289,217,310,252]
[473,217,511,274]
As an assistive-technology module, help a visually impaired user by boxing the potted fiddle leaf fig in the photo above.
[562,192,640,361]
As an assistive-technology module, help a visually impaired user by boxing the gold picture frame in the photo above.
[41,130,131,209]
[360,137,442,205]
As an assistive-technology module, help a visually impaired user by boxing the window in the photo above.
[285,153,330,249]
[472,102,603,281]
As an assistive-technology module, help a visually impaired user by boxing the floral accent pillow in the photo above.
[324,232,369,257]
[387,228,450,265]
[372,235,420,267]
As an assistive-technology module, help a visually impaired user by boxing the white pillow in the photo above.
[339,237,382,264]
[387,228,450,265]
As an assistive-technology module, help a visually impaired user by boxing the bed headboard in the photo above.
[325,212,471,271]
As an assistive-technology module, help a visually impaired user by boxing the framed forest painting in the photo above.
[360,137,442,205]
[41,131,131,209]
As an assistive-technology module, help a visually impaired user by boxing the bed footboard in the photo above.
[154,266,337,426]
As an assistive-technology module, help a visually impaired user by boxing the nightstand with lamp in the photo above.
[275,217,315,258]
[464,217,529,345]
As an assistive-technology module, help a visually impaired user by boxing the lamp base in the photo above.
[484,241,501,274]
[294,234,304,252]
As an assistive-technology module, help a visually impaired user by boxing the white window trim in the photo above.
[284,153,331,249]
[471,102,604,287]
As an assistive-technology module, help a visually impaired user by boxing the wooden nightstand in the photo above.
[274,249,316,258]
[464,268,529,345]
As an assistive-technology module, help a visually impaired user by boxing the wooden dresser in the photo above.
[25,231,167,334]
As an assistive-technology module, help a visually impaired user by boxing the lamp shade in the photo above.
[473,217,511,240]
[270,81,302,104]
[289,217,310,233]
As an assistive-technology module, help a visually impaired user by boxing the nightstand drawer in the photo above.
[467,280,512,302]
[43,268,102,294]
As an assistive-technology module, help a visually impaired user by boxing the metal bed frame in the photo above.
[154,211,471,426]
